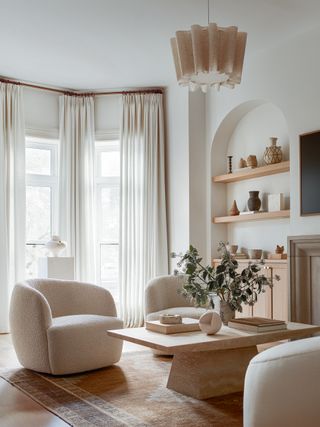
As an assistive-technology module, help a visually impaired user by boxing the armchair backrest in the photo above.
[145,275,193,316]
[9,282,52,372]
[26,279,117,318]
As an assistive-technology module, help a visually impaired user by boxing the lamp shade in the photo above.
[171,23,247,92]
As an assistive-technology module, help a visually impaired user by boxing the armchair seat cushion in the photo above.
[146,307,206,322]
[47,314,123,375]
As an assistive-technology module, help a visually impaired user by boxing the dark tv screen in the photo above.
[300,131,320,215]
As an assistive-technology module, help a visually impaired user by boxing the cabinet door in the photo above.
[272,265,288,321]
[252,285,271,318]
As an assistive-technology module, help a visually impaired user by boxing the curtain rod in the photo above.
[0,77,164,96]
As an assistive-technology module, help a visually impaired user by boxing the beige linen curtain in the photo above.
[0,83,26,333]
[119,93,168,327]
[58,95,96,283]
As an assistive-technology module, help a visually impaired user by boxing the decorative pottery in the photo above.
[238,158,247,168]
[264,137,283,165]
[219,301,235,325]
[199,311,222,335]
[247,155,258,168]
[227,155,233,174]
[275,245,284,254]
[247,191,261,211]
[227,244,238,254]
[45,235,66,257]
[230,200,240,216]
[248,249,262,259]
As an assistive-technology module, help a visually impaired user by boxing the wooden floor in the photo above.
[0,334,144,427]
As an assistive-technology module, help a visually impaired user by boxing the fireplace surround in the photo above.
[288,235,320,324]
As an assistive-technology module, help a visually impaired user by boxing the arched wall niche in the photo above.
[210,100,290,258]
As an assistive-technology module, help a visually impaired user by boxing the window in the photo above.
[95,140,120,303]
[25,137,59,278]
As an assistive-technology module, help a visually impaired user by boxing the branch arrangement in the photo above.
[172,242,279,312]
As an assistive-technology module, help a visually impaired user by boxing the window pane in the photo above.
[101,244,119,302]
[101,186,119,241]
[26,186,51,241]
[26,147,51,175]
[26,244,47,279]
[101,151,120,177]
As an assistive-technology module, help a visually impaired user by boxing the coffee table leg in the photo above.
[167,346,258,399]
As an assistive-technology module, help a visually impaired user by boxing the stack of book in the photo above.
[228,317,287,332]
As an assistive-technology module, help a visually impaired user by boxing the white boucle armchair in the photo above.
[243,336,320,427]
[10,279,123,375]
[145,275,206,321]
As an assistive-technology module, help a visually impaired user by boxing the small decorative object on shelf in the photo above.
[238,157,247,168]
[268,245,287,260]
[230,200,240,216]
[159,314,182,324]
[226,244,238,255]
[247,154,257,168]
[247,191,261,211]
[248,249,262,260]
[234,252,247,259]
[268,193,284,212]
[45,235,66,257]
[264,137,283,165]
[227,155,233,173]
[172,242,277,325]
[199,311,222,335]
[276,245,284,254]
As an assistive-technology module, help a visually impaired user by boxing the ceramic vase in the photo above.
[247,191,261,211]
[199,311,222,335]
[219,301,235,325]
[264,137,283,164]
[230,200,240,216]
[45,235,66,257]
[247,155,258,168]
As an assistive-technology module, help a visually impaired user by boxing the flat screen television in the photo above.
[300,130,320,215]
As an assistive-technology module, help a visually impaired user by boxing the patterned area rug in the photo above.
[0,351,242,426]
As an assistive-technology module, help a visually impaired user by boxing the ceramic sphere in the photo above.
[199,311,222,335]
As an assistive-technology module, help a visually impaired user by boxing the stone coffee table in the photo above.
[108,322,320,399]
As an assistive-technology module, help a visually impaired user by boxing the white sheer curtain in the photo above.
[120,93,168,327]
[0,83,25,333]
[59,95,96,283]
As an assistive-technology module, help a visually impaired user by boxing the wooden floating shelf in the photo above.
[213,210,290,224]
[212,160,290,184]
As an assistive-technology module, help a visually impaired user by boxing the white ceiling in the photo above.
[1,0,320,90]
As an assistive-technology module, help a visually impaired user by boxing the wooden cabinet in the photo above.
[212,259,288,321]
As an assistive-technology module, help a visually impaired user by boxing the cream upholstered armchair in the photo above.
[10,279,123,375]
[145,275,206,321]
[243,336,320,427]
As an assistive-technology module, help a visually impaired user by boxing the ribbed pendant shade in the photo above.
[171,23,247,92]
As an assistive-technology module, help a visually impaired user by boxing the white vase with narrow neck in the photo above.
[45,235,66,257]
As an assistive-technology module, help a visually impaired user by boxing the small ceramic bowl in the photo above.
[227,244,238,254]
[248,249,262,259]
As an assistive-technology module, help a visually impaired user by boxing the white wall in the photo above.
[165,84,189,265]
[188,91,210,262]
[206,24,320,258]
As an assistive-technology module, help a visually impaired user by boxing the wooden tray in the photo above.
[145,318,200,334]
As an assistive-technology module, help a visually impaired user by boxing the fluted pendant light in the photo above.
[170,1,247,92]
